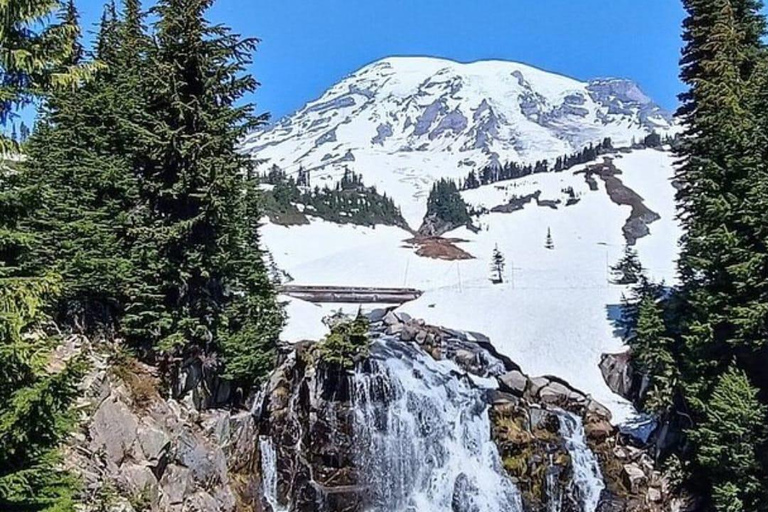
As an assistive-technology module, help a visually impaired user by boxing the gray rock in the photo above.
[90,397,139,464]
[118,463,159,508]
[138,424,170,464]
[600,351,636,400]
[175,429,223,485]
[538,381,573,405]
[400,325,418,342]
[499,370,528,395]
[185,491,220,512]
[528,376,551,397]
[382,311,400,326]
[160,464,193,505]
[385,323,403,336]
[213,486,237,511]
[366,308,390,323]
[586,399,612,421]
[621,463,647,494]
[395,312,412,323]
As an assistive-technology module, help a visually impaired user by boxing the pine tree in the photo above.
[544,228,554,250]
[632,296,678,415]
[0,0,97,155]
[1,2,97,506]
[663,0,768,505]
[490,245,505,284]
[17,0,148,331]
[0,277,85,511]
[688,366,767,512]
[124,0,283,386]
[611,246,643,285]
[424,178,471,230]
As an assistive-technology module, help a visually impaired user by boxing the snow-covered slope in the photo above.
[252,58,681,423]
[244,56,674,225]
[264,148,682,423]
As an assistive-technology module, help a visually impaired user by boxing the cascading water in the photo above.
[558,411,605,512]
[259,436,286,512]
[351,339,522,512]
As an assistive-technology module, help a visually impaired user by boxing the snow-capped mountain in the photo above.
[243,56,674,225]
[254,57,682,423]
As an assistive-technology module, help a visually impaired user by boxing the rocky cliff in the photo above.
[66,310,695,511]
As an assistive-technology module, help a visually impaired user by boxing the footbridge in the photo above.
[278,285,423,304]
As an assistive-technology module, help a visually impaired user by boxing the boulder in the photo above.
[499,370,528,396]
[159,464,193,505]
[585,418,613,442]
[185,491,220,512]
[621,463,647,494]
[90,397,139,465]
[586,399,612,421]
[175,429,227,486]
[137,424,170,465]
[366,308,390,323]
[600,352,637,401]
[528,376,551,397]
[453,349,478,369]
[382,311,400,326]
[117,463,159,508]
[538,381,573,406]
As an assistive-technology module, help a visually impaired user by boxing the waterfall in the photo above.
[352,339,522,512]
[557,411,605,512]
[259,436,286,512]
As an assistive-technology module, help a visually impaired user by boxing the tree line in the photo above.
[618,2,768,509]
[261,166,408,228]
[461,137,615,190]
[0,0,283,508]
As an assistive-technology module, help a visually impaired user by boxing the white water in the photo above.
[352,340,522,512]
[558,411,605,512]
[259,436,286,512]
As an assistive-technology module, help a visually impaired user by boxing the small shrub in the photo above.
[317,315,370,369]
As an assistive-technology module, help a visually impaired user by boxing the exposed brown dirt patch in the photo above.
[404,236,474,261]
[577,157,661,245]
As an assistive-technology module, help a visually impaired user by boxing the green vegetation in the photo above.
[425,178,472,229]
[1,0,284,507]
[1,0,97,508]
[0,276,86,510]
[261,166,408,228]
[461,138,614,190]
[317,315,370,370]
[610,246,643,285]
[619,1,768,508]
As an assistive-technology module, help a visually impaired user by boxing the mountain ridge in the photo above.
[244,55,676,225]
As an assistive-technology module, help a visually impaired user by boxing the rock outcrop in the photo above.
[66,347,268,512]
[68,310,693,511]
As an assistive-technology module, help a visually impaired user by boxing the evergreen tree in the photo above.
[544,228,554,250]
[490,245,505,284]
[611,246,643,285]
[17,0,150,331]
[0,276,85,511]
[124,0,283,386]
[0,2,96,508]
[0,0,96,155]
[688,366,767,512]
[632,296,678,415]
[652,0,768,505]
[425,178,471,229]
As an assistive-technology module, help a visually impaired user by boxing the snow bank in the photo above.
[262,149,680,424]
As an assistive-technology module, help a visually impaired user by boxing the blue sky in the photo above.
[78,0,686,121]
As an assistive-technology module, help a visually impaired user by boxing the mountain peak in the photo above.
[243,57,675,225]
